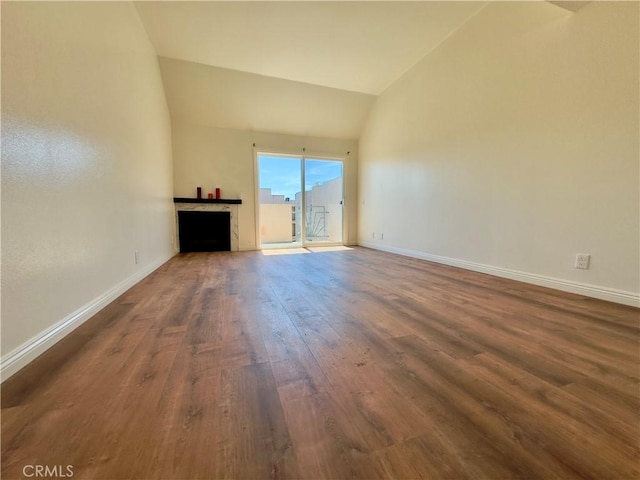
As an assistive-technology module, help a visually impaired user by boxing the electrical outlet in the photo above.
[380,233,384,240]
[575,253,590,270]
[134,250,140,264]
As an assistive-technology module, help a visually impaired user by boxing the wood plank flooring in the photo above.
[2,247,639,479]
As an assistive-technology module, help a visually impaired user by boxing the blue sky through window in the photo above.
[258,155,342,200]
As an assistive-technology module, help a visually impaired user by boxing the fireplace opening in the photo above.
[178,211,231,252]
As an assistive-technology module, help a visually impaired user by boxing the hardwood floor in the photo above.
[2,247,639,479]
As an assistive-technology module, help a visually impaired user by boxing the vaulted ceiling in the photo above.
[135,1,487,95]
[133,1,575,139]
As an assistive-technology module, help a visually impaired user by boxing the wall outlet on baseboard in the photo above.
[134,250,140,264]
[575,253,590,270]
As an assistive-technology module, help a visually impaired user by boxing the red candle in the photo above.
[208,193,213,199]
[196,187,202,199]
[215,188,221,199]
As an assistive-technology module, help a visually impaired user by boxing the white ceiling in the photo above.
[135,1,487,95]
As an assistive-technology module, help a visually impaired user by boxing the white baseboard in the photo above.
[1,253,175,382]
[358,241,640,308]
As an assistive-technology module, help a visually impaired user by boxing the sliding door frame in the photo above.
[253,148,347,250]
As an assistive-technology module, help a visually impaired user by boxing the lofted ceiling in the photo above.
[134,1,487,96]
[133,1,576,139]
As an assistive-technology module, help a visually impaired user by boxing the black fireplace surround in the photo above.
[178,211,231,252]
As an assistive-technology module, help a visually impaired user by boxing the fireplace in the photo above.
[174,198,241,251]
[178,211,231,252]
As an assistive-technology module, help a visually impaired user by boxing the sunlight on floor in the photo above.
[306,246,353,253]
[261,242,302,249]
[261,248,309,256]
[261,246,353,256]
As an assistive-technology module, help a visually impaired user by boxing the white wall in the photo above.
[1,2,176,375]
[359,2,639,304]
[171,123,358,249]
[159,57,375,140]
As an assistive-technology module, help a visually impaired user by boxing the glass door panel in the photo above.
[258,154,302,248]
[303,158,343,244]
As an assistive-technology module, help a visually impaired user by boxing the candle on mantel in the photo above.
[196,187,202,199]
[208,193,213,199]
[215,188,221,199]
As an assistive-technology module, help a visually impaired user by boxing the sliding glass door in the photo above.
[258,153,343,248]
